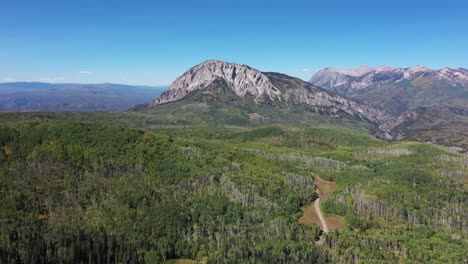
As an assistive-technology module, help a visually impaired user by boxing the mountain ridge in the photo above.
[310,65,468,95]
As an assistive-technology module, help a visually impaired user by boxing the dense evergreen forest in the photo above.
[0,116,467,263]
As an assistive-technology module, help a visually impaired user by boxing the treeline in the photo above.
[354,147,414,157]
[244,148,346,170]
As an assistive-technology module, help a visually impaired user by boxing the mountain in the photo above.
[0,82,166,112]
[309,66,468,115]
[146,60,392,125]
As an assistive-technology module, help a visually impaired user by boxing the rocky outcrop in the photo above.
[151,60,282,105]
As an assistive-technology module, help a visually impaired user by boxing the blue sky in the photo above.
[1,0,467,85]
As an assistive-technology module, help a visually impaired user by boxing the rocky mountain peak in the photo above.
[438,67,468,81]
[151,60,282,105]
[403,65,432,79]
[408,65,431,71]
[316,65,393,77]
[374,65,393,72]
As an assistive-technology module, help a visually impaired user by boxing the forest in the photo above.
[0,117,467,263]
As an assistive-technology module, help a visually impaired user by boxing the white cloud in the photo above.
[39,77,65,83]
[79,70,92,75]
[2,77,15,82]
[302,68,313,72]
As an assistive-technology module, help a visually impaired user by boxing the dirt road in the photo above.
[314,196,329,233]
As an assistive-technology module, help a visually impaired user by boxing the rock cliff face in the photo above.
[151,60,282,105]
[150,60,393,124]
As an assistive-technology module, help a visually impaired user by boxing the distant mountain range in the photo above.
[0,82,166,111]
[309,65,468,115]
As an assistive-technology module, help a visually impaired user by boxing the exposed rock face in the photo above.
[152,60,282,105]
[377,110,420,140]
[150,60,393,124]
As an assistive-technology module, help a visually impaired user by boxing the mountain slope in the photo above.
[0,82,166,111]
[379,106,468,151]
[146,60,392,125]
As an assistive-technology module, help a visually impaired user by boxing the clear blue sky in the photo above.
[1,0,467,85]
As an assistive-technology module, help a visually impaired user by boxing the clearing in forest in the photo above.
[299,174,345,232]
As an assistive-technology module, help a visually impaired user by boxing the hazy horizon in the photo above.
[2,62,468,86]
